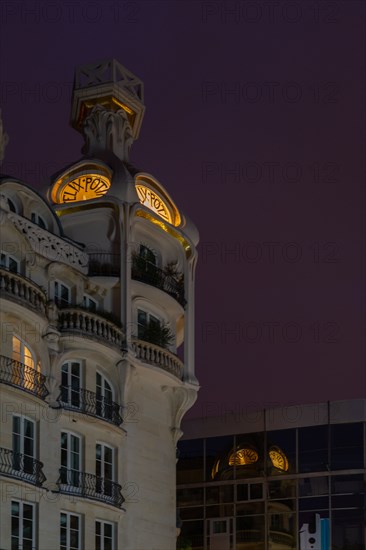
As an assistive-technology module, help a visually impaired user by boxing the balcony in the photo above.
[57,386,123,427]
[57,468,124,508]
[131,338,184,380]
[131,255,186,307]
[0,447,46,486]
[58,308,123,349]
[0,267,46,313]
[88,253,120,277]
[0,355,49,399]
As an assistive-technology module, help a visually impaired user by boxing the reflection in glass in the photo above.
[177,439,204,484]
[267,429,296,475]
[332,509,364,550]
[331,423,364,470]
[299,426,328,473]
[206,435,234,481]
[269,479,296,499]
[299,477,329,497]
[236,515,264,545]
[235,432,264,479]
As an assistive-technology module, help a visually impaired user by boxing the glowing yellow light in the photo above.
[52,173,111,204]
[228,448,259,466]
[135,174,181,227]
[135,210,191,258]
[269,446,289,471]
[211,459,220,479]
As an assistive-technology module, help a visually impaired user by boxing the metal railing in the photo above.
[57,386,123,426]
[57,468,124,508]
[131,256,186,307]
[0,447,46,486]
[0,355,49,399]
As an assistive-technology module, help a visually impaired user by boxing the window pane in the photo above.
[206,435,234,481]
[332,509,364,549]
[299,425,329,473]
[331,423,364,470]
[234,432,264,480]
[206,485,233,504]
[268,479,297,499]
[299,476,329,497]
[177,488,204,507]
[331,474,364,494]
[236,515,265,545]
[177,439,204,484]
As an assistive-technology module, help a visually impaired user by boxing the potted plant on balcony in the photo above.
[139,319,174,349]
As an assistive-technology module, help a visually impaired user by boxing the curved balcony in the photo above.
[0,447,46,486]
[57,386,123,427]
[0,355,49,399]
[58,308,123,349]
[0,267,46,313]
[131,338,184,380]
[131,256,186,307]
[57,468,124,508]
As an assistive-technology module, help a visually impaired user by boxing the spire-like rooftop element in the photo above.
[0,109,9,166]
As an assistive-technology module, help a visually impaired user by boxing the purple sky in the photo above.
[1,1,365,418]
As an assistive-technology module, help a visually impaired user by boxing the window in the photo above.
[82,294,97,312]
[139,244,157,266]
[137,308,172,348]
[1,252,19,273]
[11,500,35,550]
[95,521,115,550]
[61,432,81,487]
[96,443,114,497]
[54,281,70,308]
[96,372,114,421]
[60,512,81,550]
[12,416,35,475]
[11,336,40,392]
[31,212,46,229]
[61,362,81,408]
[7,198,16,212]
[137,309,160,338]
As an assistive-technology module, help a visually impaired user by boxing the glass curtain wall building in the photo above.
[177,399,366,550]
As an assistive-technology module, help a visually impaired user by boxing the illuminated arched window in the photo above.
[11,336,40,392]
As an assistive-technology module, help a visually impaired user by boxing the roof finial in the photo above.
[0,109,9,166]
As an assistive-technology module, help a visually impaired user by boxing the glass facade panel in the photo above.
[331,474,364,494]
[236,502,264,516]
[177,487,204,507]
[177,439,204,484]
[299,496,329,511]
[234,432,264,479]
[332,509,364,550]
[298,425,329,473]
[236,515,265,545]
[299,476,329,496]
[206,484,233,504]
[205,504,234,518]
[269,479,297,499]
[206,435,234,481]
[267,428,296,475]
[177,520,204,550]
[330,422,364,470]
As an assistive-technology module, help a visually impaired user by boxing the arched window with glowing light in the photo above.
[11,336,40,393]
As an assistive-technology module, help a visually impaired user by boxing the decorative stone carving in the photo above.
[8,212,88,273]
[162,386,198,446]
[82,105,133,162]
[0,109,9,166]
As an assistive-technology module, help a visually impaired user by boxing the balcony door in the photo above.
[61,431,81,488]
[96,443,114,497]
[61,362,81,408]
[96,372,114,421]
[12,416,35,475]
[12,336,39,392]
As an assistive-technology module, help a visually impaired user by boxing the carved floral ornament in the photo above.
[82,105,133,162]
[8,212,88,273]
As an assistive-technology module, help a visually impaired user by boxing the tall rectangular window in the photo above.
[61,432,81,487]
[54,281,70,308]
[1,252,19,273]
[11,501,35,550]
[96,443,114,496]
[61,362,81,408]
[95,521,115,550]
[60,512,81,550]
[12,416,35,475]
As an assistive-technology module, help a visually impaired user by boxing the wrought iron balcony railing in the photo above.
[57,386,123,427]
[57,468,124,508]
[0,355,49,399]
[0,447,46,486]
[131,256,186,307]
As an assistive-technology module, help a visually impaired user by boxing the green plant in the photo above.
[139,320,174,348]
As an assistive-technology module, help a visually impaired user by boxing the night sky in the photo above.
[1,1,365,419]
